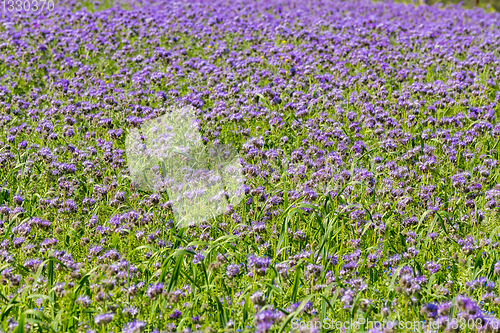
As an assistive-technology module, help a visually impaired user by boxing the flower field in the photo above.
[1,0,500,332]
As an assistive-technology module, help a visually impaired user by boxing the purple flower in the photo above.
[425,261,441,275]
[76,296,92,308]
[94,313,114,326]
[250,291,266,307]
[146,283,164,300]
[192,252,205,265]
[248,255,270,276]
[169,309,182,319]
[13,195,24,205]
[254,308,283,332]
[226,264,240,278]
[123,307,139,318]
[123,321,146,333]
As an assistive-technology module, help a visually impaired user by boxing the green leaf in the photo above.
[167,253,185,293]
[278,294,315,333]
[291,262,303,303]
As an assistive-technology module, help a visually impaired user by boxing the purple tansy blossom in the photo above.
[252,221,266,234]
[10,206,25,217]
[419,303,438,318]
[287,190,301,201]
[13,195,24,205]
[18,140,27,150]
[456,295,482,314]
[169,309,182,319]
[76,295,92,308]
[254,308,283,332]
[425,261,441,275]
[451,172,470,189]
[192,252,205,265]
[494,262,500,276]
[146,283,164,300]
[293,230,306,241]
[13,237,25,248]
[465,277,494,291]
[95,313,114,326]
[122,321,146,333]
[31,217,51,230]
[250,291,266,308]
[302,187,317,201]
[24,258,43,272]
[7,319,17,331]
[13,223,31,236]
[216,253,227,263]
[341,289,355,309]
[275,262,289,278]
[61,200,78,213]
[305,264,322,280]
[485,185,500,209]
[226,264,240,278]
[248,255,271,276]
[406,246,420,258]
[0,205,10,215]
[458,236,477,255]
[123,307,139,318]
[105,249,120,261]
[89,245,103,257]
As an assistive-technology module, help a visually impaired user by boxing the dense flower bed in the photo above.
[1,0,500,332]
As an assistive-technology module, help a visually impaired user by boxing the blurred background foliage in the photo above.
[75,0,500,13]
[399,0,500,11]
